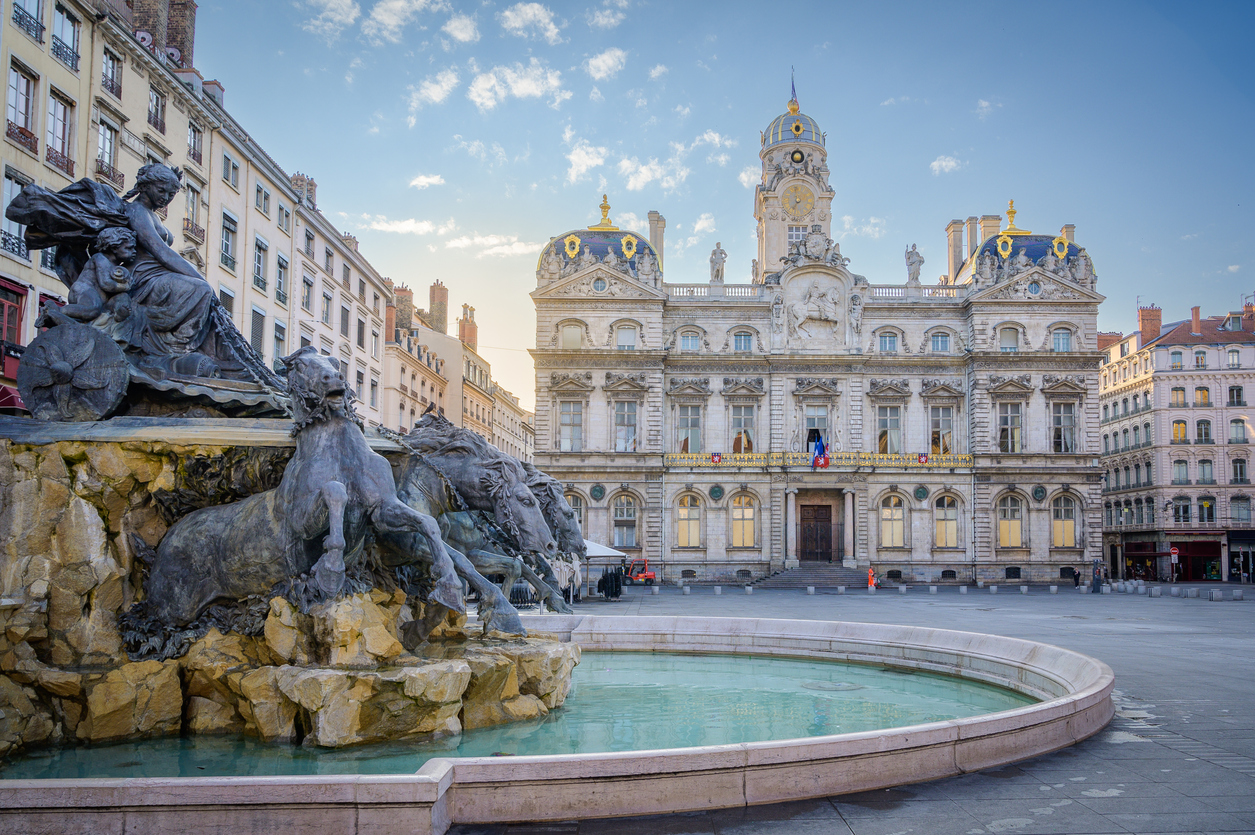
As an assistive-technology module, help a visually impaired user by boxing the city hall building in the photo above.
[530,97,1106,585]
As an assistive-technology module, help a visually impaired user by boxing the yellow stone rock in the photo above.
[263,598,313,665]
[79,660,182,743]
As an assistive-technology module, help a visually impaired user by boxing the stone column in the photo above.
[786,489,798,568]
[844,490,855,567]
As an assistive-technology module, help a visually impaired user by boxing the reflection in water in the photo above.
[2,651,1034,780]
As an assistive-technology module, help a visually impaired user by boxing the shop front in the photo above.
[1229,532,1255,584]
[1167,537,1223,581]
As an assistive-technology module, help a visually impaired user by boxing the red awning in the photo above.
[0,385,26,411]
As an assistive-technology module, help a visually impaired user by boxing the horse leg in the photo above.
[464,549,522,597]
[372,498,463,612]
[312,481,348,598]
[519,562,573,615]
[444,545,525,637]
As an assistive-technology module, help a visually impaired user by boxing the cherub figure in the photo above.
[41,227,137,327]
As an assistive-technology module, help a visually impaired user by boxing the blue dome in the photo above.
[538,226,659,273]
[976,233,1083,264]
[763,103,824,150]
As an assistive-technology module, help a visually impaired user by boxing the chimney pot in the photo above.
[648,210,666,270]
[1191,306,1202,334]
[1061,224,1076,243]
[966,217,979,259]
[978,215,1001,249]
[945,219,964,281]
[1137,304,1162,344]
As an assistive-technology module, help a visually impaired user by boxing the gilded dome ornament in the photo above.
[564,234,581,259]
[621,234,637,260]
[996,234,1013,258]
[1052,235,1069,260]
[589,194,618,231]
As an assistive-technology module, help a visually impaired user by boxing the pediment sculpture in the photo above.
[721,377,765,395]
[668,377,711,395]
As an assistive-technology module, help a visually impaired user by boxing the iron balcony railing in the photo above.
[101,73,121,99]
[46,146,74,177]
[11,5,44,42]
[147,110,165,134]
[0,230,28,260]
[188,144,202,165]
[6,120,38,154]
[220,251,236,271]
[182,218,205,245]
[275,288,288,306]
[663,451,975,468]
[253,274,267,291]
[50,36,78,71]
[94,157,124,190]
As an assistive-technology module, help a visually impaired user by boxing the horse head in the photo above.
[523,463,586,559]
[481,458,557,558]
[280,346,362,434]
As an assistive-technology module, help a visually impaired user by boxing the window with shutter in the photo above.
[250,309,265,355]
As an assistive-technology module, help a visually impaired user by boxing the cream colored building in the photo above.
[384,290,452,432]
[492,384,532,463]
[531,98,1106,585]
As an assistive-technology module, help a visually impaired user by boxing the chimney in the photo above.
[1244,302,1255,333]
[341,233,358,252]
[458,304,478,352]
[201,78,224,106]
[1060,223,1075,243]
[428,280,448,335]
[945,219,963,281]
[132,0,168,57]
[1191,306,1201,334]
[1097,332,1123,351]
[1137,305,1162,343]
[966,216,979,259]
[394,286,413,331]
[979,214,1001,245]
[165,0,197,68]
[290,173,317,209]
[385,300,396,342]
[648,210,666,269]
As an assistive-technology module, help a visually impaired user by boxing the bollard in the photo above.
[1137,586,1146,595]
[806,586,815,595]
[1187,588,1199,598]
[1235,589,1245,601]
[977,580,985,589]
[714,586,722,596]
[868,586,876,595]
[1149,587,1161,598]
[1102,584,1112,594]
[899,585,907,595]
[1049,585,1058,594]
[929,586,937,595]
[651,585,659,595]
[682,586,691,596]
[1020,585,1028,595]
[959,585,968,595]
[837,586,845,595]
[1170,587,1181,597]
[745,585,753,595]
[989,585,998,594]
[1209,589,1224,602]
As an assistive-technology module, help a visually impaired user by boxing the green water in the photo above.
[1,651,1034,779]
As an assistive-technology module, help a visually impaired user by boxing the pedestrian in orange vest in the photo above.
[868,567,875,589]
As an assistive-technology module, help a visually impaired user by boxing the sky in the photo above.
[195,0,1255,411]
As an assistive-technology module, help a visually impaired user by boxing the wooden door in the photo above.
[800,505,832,562]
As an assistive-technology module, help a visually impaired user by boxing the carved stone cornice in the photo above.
[920,378,965,399]
[668,377,712,395]
[721,377,765,396]
[548,371,594,392]
[868,378,911,397]
[793,377,841,394]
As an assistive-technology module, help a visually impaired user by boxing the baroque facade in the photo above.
[1100,304,1255,582]
[531,97,1106,584]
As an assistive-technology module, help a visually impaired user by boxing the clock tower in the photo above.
[754,93,833,283]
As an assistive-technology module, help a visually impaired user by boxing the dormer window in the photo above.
[733,331,752,352]
[561,324,581,349]
[999,328,1019,352]
[879,332,897,353]
[930,332,950,353]
[616,326,636,350]
[680,332,700,352]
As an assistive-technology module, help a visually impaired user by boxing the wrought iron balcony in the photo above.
[188,144,203,165]
[101,73,121,99]
[220,251,236,271]
[51,36,79,71]
[6,121,37,154]
[275,288,288,306]
[182,218,205,245]
[40,248,55,270]
[147,110,165,134]
[11,5,44,42]
[253,274,267,291]
[0,230,28,260]
[94,157,124,190]
[45,146,74,177]
[663,451,975,469]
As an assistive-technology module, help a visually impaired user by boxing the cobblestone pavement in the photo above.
[450,582,1255,835]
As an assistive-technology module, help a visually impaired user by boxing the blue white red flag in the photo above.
[811,432,826,470]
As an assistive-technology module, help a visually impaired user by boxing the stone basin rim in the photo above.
[0,614,1115,835]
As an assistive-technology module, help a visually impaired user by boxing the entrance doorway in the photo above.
[801,505,832,562]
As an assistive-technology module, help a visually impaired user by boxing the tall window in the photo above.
[934,496,958,547]
[680,331,700,351]
[46,94,72,170]
[999,328,1019,352]
[676,495,700,547]
[930,406,952,454]
[369,378,378,409]
[7,65,36,149]
[1133,425,1141,446]
[931,332,950,353]
[304,229,315,255]
[1170,350,1183,370]
[613,495,637,548]
[1199,497,1215,524]
[559,401,582,451]
[184,183,200,227]
[877,405,901,454]
[1195,387,1210,407]
[1173,460,1188,484]
[1173,498,1190,523]
[147,87,165,133]
[616,325,636,350]
[678,405,701,453]
[249,308,265,355]
[218,287,234,319]
[325,247,334,272]
[1052,328,1072,352]
[564,493,584,532]
[252,238,267,289]
[96,120,117,166]
[879,332,897,353]
[1232,419,1248,444]
[254,184,270,215]
[340,305,350,337]
[1230,386,1245,406]
[321,291,332,323]
[1,281,24,344]
[560,324,581,349]
[1172,420,1187,443]
[1194,350,1207,369]
[880,495,905,547]
[614,401,636,452]
[356,318,365,349]
[731,405,754,453]
[1053,402,1076,453]
[1052,496,1077,547]
[733,331,752,352]
[188,122,203,163]
[998,403,1023,452]
[219,213,237,270]
[273,322,286,361]
[805,405,827,454]
[731,495,755,547]
[1229,349,1241,369]
[275,255,288,303]
[1233,458,1249,483]
[222,153,239,188]
[52,5,80,70]
[998,496,1023,547]
[101,50,122,98]
[1199,460,1214,483]
[1233,497,1251,525]
[1197,420,1212,443]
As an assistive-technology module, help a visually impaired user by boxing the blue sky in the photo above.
[196,0,1255,409]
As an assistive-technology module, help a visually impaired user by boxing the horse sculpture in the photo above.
[523,462,588,579]
[441,510,573,614]
[120,347,463,659]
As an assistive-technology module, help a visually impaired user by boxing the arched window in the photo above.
[561,324,582,349]
[731,495,756,547]
[1052,328,1072,352]
[1195,387,1210,407]
[1132,394,1140,411]
[1122,398,1129,415]
[1231,386,1245,406]
[1170,387,1186,407]
[676,494,700,547]
[1122,428,1129,450]
[1102,404,1109,420]
[1133,425,1141,446]
[1134,499,1144,524]
[1199,460,1214,483]
[733,331,753,352]
[1170,350,1183,369]
[878,331,898,353]
[731,405,754,453]
[1052,496,1077,547]
[999,327,1019,352]
[880,495,905,547]
[1103,434,1110,454]
[1172,497,1190,523]
[934,496,958,548]
[616,325,637,350]
[613,495,637,548]
[1172,420,1188,443]
[998,495,1023,547]
[565,492,584,533]
[1197,420,1212,443]
[1134,463,1142,485]
[1104,503,1113,526]
[930,331,950,353]
[1232,419,1249,443]
[1195,350,1207,369]
[680,331,700,352]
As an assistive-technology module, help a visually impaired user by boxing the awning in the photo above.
[583,539,626,558]
[0,385,25,411]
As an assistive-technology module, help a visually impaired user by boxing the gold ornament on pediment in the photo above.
[564,234,581,258]
[1052,235,1069,260]
[621,235,638,260]
[996,234,1013,258]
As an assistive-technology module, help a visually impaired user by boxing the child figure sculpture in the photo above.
[39,227,137,330]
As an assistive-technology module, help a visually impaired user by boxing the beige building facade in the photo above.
[531,99,1106,585]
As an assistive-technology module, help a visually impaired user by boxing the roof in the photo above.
[975,233,1084,265]
[1144,316,1255,348]
[538,227,659,274]
[762,100,823,150]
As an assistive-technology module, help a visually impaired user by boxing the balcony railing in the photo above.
[6,120,37,154]
[663,451,975,468]
[94,157,124,190]
[182,218,205,245]
[102,73,121,99]
[220,251,236,271]
[0,230,28,259]
[275,288,288,306]
[40,248,55,270]
[147,110,165,134]
[188,144,202,165]
[45,146,74,177]
[11,5,43,42]
[51,36,78,70]
[253,274,267,291]
[1230,437,1250,445]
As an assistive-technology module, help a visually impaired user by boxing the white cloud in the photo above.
[589,86,604,102]
[364,214,456,235]
[615,211,648,234]
[499,2,562,44]
[693,213,716,235]
[585,47,627,80]
[617,154,689,192]
[562,125,575,143]
[929,155,962,176]
[445,233,543,258]
[362,0,441,45]
[345,56,363,84]
[450,135,508,165]
[588,8,624,27]
[648,64,668,80]
[302,0,360,41]
[976,99,1000,119]
[467,58,568,112]
[408,173,445,189]
[442,13,479,42]
[565,139,607,184]
[707,152,729,166]
[737,166,758,188]
[674,104,690,117]
[407,69,459,126]
[838,215,887,239]
[1229,265,1241,273]
[685,130,736,152]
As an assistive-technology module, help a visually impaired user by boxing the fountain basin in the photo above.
[0,614,1114,834]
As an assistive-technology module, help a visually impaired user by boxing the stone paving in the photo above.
[449,582,1255,835]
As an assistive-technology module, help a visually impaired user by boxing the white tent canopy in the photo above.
[583,540,626,558]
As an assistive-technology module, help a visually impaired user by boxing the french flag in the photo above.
[811,432,826,470]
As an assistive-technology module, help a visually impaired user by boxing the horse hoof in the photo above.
[432,579,463,613]
[486,607,526,637]
[314,563,345,598]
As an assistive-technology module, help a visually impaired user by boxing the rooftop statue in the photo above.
[709,242,727,282]
[905,244,924,284]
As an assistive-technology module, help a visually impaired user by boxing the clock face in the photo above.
[782,184,814,220]
[790,149,805,164]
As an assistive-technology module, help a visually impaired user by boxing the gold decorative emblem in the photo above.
[1052,235,1069,260]
[996,234,1013,258]
[790,149,804,163]
[588,193,618,230]
[791,119,804,137]
[782,184,815,220]
[621,235,637,260]
[564,234,580,258]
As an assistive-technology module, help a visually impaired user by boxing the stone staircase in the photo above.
[752,563,868,589]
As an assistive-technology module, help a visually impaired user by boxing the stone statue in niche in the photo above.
[709,242,727,282]
[771,293,784,332]
[539,245,563,282]
[905,244,924,284]
[848,293,864,344]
